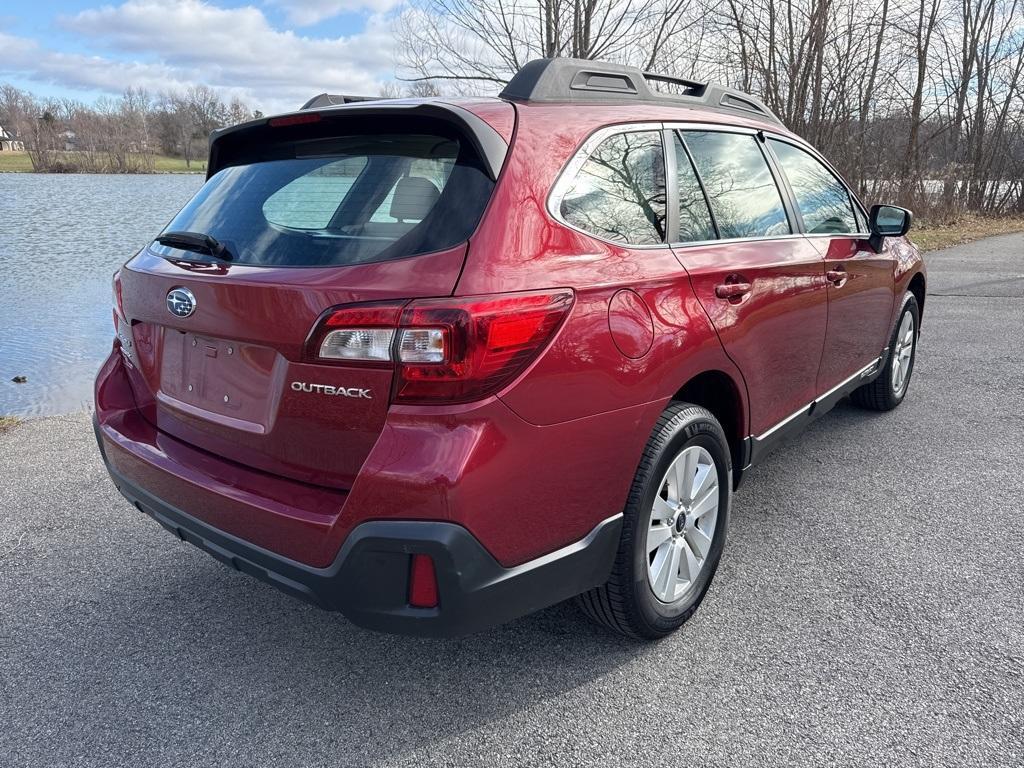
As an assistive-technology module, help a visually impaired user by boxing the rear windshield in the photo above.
[153,127,495,267]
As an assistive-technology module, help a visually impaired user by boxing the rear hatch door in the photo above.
[117,108,507,488]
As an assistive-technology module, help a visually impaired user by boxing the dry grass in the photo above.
[911,214,1024,252]
[0,416,19,435]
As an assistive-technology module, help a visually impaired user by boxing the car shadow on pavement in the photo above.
[46,543,648,764]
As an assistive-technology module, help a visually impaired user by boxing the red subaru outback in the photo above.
[95,59,925,638]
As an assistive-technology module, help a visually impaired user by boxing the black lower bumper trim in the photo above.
[99,438,621,637]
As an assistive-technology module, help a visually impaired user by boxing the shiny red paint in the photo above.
[672,237,828,435]
[117,244,466,489]
[94,95,925,574]
[811,235,896,393]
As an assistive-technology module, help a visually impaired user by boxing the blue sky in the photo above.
[0,0,405,113]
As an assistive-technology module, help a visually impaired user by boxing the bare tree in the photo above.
[2,0,1022,208]
[2,80,251,173]
[397,0,701,88]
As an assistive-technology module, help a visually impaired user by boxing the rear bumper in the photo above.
[96,418,621,637]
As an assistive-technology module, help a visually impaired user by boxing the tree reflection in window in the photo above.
[768,139,858,234]
[560,131,666,245]
[682,131,791,240]
[672,134,716,242]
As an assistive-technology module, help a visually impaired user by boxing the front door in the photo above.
[812,237,895,391]
[765,138,895,392]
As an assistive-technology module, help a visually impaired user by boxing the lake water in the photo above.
[0,173,204,416]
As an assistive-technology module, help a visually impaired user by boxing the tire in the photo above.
[577,403,731,639]
[851,292,920,412]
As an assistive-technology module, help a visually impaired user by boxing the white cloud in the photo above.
[269,0,403,26]
[0,0,397,113]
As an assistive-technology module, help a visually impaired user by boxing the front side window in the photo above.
[559,130,667,245]
[768,139,858,234]
[682,131,791,240]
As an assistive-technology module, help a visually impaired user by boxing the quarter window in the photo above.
[682,131,791,240]
[768,139,858,234]
[559,131,667,245]
[672,134,716,242]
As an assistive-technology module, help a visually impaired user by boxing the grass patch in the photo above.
[151,155,207,173]
[0,151,205,174]
[911,214,1024,252]
[0,416,19,435]
[0,152,34,172]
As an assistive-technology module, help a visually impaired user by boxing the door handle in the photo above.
[826,269,847,285]
[715,282,752,299]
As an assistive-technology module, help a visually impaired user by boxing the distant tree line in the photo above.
[399,0,1024,217]
[0,84,260,174]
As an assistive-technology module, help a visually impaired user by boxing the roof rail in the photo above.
[498,58,782,126]
[301,93,378,110]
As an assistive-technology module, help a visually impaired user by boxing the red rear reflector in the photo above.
[268,113,322,127]
[408,554,439,608]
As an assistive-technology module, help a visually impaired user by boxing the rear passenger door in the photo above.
[766,138,895,393]
[667,128,829,438]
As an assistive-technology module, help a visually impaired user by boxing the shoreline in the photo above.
[0,151,206,174]
[0,169,205,175]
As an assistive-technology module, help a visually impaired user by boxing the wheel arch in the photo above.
[908,271,926,326]
[669,369,748,489]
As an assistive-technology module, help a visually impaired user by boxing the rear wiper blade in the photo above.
[154,231,232,262]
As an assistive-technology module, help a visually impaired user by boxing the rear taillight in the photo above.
[394,291,574,403]
[112,270,124,329]
[311,302,404,363]
[306,290,574,404]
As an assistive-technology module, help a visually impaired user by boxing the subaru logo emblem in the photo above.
[167,287,196,318]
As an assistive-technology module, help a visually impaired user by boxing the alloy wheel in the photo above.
[891,311,915,395]
[646,445,720,603]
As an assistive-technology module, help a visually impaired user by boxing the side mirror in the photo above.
[868,204,912,252]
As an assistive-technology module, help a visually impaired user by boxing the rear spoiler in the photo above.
[207,101,509,181]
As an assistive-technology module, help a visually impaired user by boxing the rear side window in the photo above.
[671,133,716,242]
[682,131,791,240]
[558,131,666,245]
[154,130,493,267]
[768,139,858,234]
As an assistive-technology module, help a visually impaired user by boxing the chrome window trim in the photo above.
[547,121,672,250]
[671,233,808,249]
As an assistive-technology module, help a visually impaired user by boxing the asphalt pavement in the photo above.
[1,233,1022,767]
